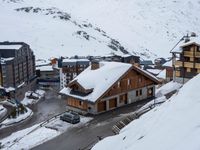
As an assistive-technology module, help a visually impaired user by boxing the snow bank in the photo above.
[0,114,92,149]
[0,107,33,127]
[21,90,45,105]
[156,81,182,97]
[92,74,200,150]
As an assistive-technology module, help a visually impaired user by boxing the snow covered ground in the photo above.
[92,74,200,150]
[21,90,45,106]
[1,0,200,60]
[156,81,182,97]
[0,115,92,150]
[0,107,33,128]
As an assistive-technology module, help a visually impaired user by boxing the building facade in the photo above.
[59,59,90,89]
[60,62,160,115]
[171,39,200,83]
[0,42,36,99]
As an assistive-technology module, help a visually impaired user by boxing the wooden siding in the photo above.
[97,101,106,112]
[67,97,88,110]
[103,69,154,98]
[109,98,117,109]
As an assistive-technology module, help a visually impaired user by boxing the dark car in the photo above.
[60,112,80,124]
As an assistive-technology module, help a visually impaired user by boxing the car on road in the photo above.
[60,112,80,124]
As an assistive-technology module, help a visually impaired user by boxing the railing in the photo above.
[195,51,200,57]
[175,71,181,77]
[184,51,193,57]
[175,60,183,67]
[184,62,194,68]
[195,63,200,69]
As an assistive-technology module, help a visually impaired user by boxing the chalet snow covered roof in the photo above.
[171,37,200,53]
[60,62,132,102]
[60,62,160,103]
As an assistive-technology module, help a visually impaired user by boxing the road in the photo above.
[0,89,66,139]
[32,99,152,150]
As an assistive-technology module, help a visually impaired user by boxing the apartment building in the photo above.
[0,42,36,99]
[59,59,90,89]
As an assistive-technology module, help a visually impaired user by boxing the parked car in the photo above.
[60,112,80,124]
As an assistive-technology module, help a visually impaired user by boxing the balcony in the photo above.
[195,51,200,58]
[184,62,194,68]
[184,51,193,57]
[175,71,181,77]
[195,63,200,69]
[175,60,183,67]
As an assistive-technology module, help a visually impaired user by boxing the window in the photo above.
[79,101,83,106]
[136,90,139,96]
[127,79,131,85]
[140,89,142,95]
[138,77,142,83]
[118,81,121,88]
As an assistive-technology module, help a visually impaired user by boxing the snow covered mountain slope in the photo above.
[1,0,200,59]
[92,75,200,150]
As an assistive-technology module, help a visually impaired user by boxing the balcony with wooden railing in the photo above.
[184,62,194,68]
[175,71,181,77]
[174,60,183,67]
[195,51,200,58]
[195,63,200,69]
[183,51,193,57]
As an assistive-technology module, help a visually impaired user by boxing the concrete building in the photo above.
[0,42,36,99]
[59,59,90,89]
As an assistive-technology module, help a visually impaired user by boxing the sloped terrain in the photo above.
[1,0,200,59]
[92,75,200,150]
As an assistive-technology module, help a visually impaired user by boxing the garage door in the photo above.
[97,101,106,112]
[109,98,117,109]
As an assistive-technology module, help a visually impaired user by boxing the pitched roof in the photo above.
[171,37,200,53]
[60,62,132,102]
[60,62,160,103]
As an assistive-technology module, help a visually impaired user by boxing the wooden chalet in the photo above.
[60,61,160,115]
[171,37,200,83]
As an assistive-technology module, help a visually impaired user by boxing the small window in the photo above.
[140,89,142,95]
[138,77,142,83]
[118,81,121,88]
[127,79,131,85]
[79,101,83,106]
[136,90,139,97]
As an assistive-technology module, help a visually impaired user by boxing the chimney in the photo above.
[91,60,100,70]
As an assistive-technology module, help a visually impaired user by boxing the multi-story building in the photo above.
[0,42,36,99]
[60,61,160,115]
[171,37,200,83]
[59,59,90,89]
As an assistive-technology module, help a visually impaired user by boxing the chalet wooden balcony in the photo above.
[174,60,183,67]
[175,71,181,77]
[195,51,200,58]
[184,62,194,68]
[184,51,193,57]
[195,63,200,69]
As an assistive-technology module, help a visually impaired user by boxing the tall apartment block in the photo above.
[0,42,36,95]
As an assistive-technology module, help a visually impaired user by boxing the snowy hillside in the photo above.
[1,0,200,59]
[92,75,200,150]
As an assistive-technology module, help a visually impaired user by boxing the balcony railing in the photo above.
[184,62,194,68]
[175,60,183,67]
[184,51,193,57]
[175,71,181,77]
[195,51,200,57]
[195,63,200,69]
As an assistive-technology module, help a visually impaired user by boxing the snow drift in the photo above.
[92,74,200,150]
